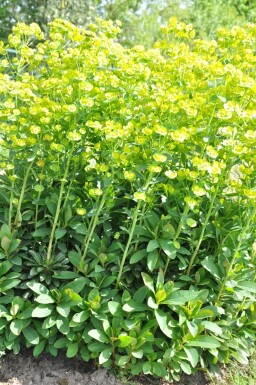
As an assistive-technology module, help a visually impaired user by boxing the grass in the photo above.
[208,350,256,385]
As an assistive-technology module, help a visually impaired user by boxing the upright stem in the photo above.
[163,204,189,277]
[80,188,109,266]
[133,188,152,251]
[116,200,143,289]
[8,180,15,229]
[62,168,76,213]
[216,207,256,303]
[116,174,152,289]
[186,183,220,275]
[13,160,34,229]
[46,145,74,262]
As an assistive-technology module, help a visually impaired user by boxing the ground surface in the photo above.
[0,350,209,385]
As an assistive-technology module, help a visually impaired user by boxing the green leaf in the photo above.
[68,251,81,268]
[56,303,70,317]
[184,347,199,368]
[147,249,159,272]
[55,228,67,240]
[202,321,222,335]
[237,281,256,294]
[141,272,155,293]
[9,239,21,254]
[122,301,148,312]
[159,239,176,259]
[0,261,12,277]
[1,236,11,252]
[186,218,197,228]
[32,305,53,318]
[180,361,192,375]
[108,301,124,317]
[34,184,44,193]
[201,256,221,279]
[152,362,167,377]
[0,278,21,292]
[193,309,214,319]
[33,340,46,356]
[22,326,40,345]
[63,277,89,293]
[27,282,49,295]
[56,317,70,334]
[32,228,51,238]
[163,290,199,305]
[88,329,109,343]
[148,296,158,309]
[231,350,249,365]
[143,362,152,374]
[187,335,221,349]
[155,309,172,338]
[54,338,67,349]
[53,271,81,279]
[186,321,198,337]
[130,249,147,264]
[118,335,133,347]
[117,355,129,366]
[67,342,79,358]
[35,294,55,304]
[99,348,112,364]
[155,289,167,303]
[162,222,175,237]
[72,310,90,323]
[134,225,152,238]
[132,350,143,359]
[10,319,23,336]
[147,240,159,252]
[88,342,106,352]
[48,344,58,357]
[100,276,116,288]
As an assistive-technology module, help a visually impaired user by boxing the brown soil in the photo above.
[0,350,209,385]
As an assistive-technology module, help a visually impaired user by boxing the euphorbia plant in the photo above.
[0,17,255,382]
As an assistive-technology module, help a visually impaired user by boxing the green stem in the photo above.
[116,174,153,289]
[62,168,76,213]
[46,145,74,263]
[8,180,15,229]
[80,188,109,266]
[35,189,42,230]
[116,200,143,289]
[133,199,150,252]
[216,207,256,303]
[163,204,189,277]
[186,183,220,276]
[13,160,34,228]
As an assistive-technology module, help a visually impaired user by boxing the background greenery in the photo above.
[0,0,256,47]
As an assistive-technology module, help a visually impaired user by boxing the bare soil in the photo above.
[0,350,209,385]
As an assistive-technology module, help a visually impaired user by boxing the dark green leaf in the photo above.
[22,326,40,345]
[88,329,109,343]
[67,342,79,358]
[187,335,221,349]
[130,249,147,264]
[99,348,112,364]
[32,305,53,318]
[155,309,172,338]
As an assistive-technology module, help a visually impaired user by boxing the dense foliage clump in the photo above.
[0,18,255,382]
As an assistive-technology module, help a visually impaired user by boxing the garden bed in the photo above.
[0,350,209,385]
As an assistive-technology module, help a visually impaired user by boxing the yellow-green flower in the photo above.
[165,170,177,179]
[134,191,146,201]
[192,185,206,197]
[153,154,167,163]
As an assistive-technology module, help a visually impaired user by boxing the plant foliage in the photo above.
[0,18,255,382]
